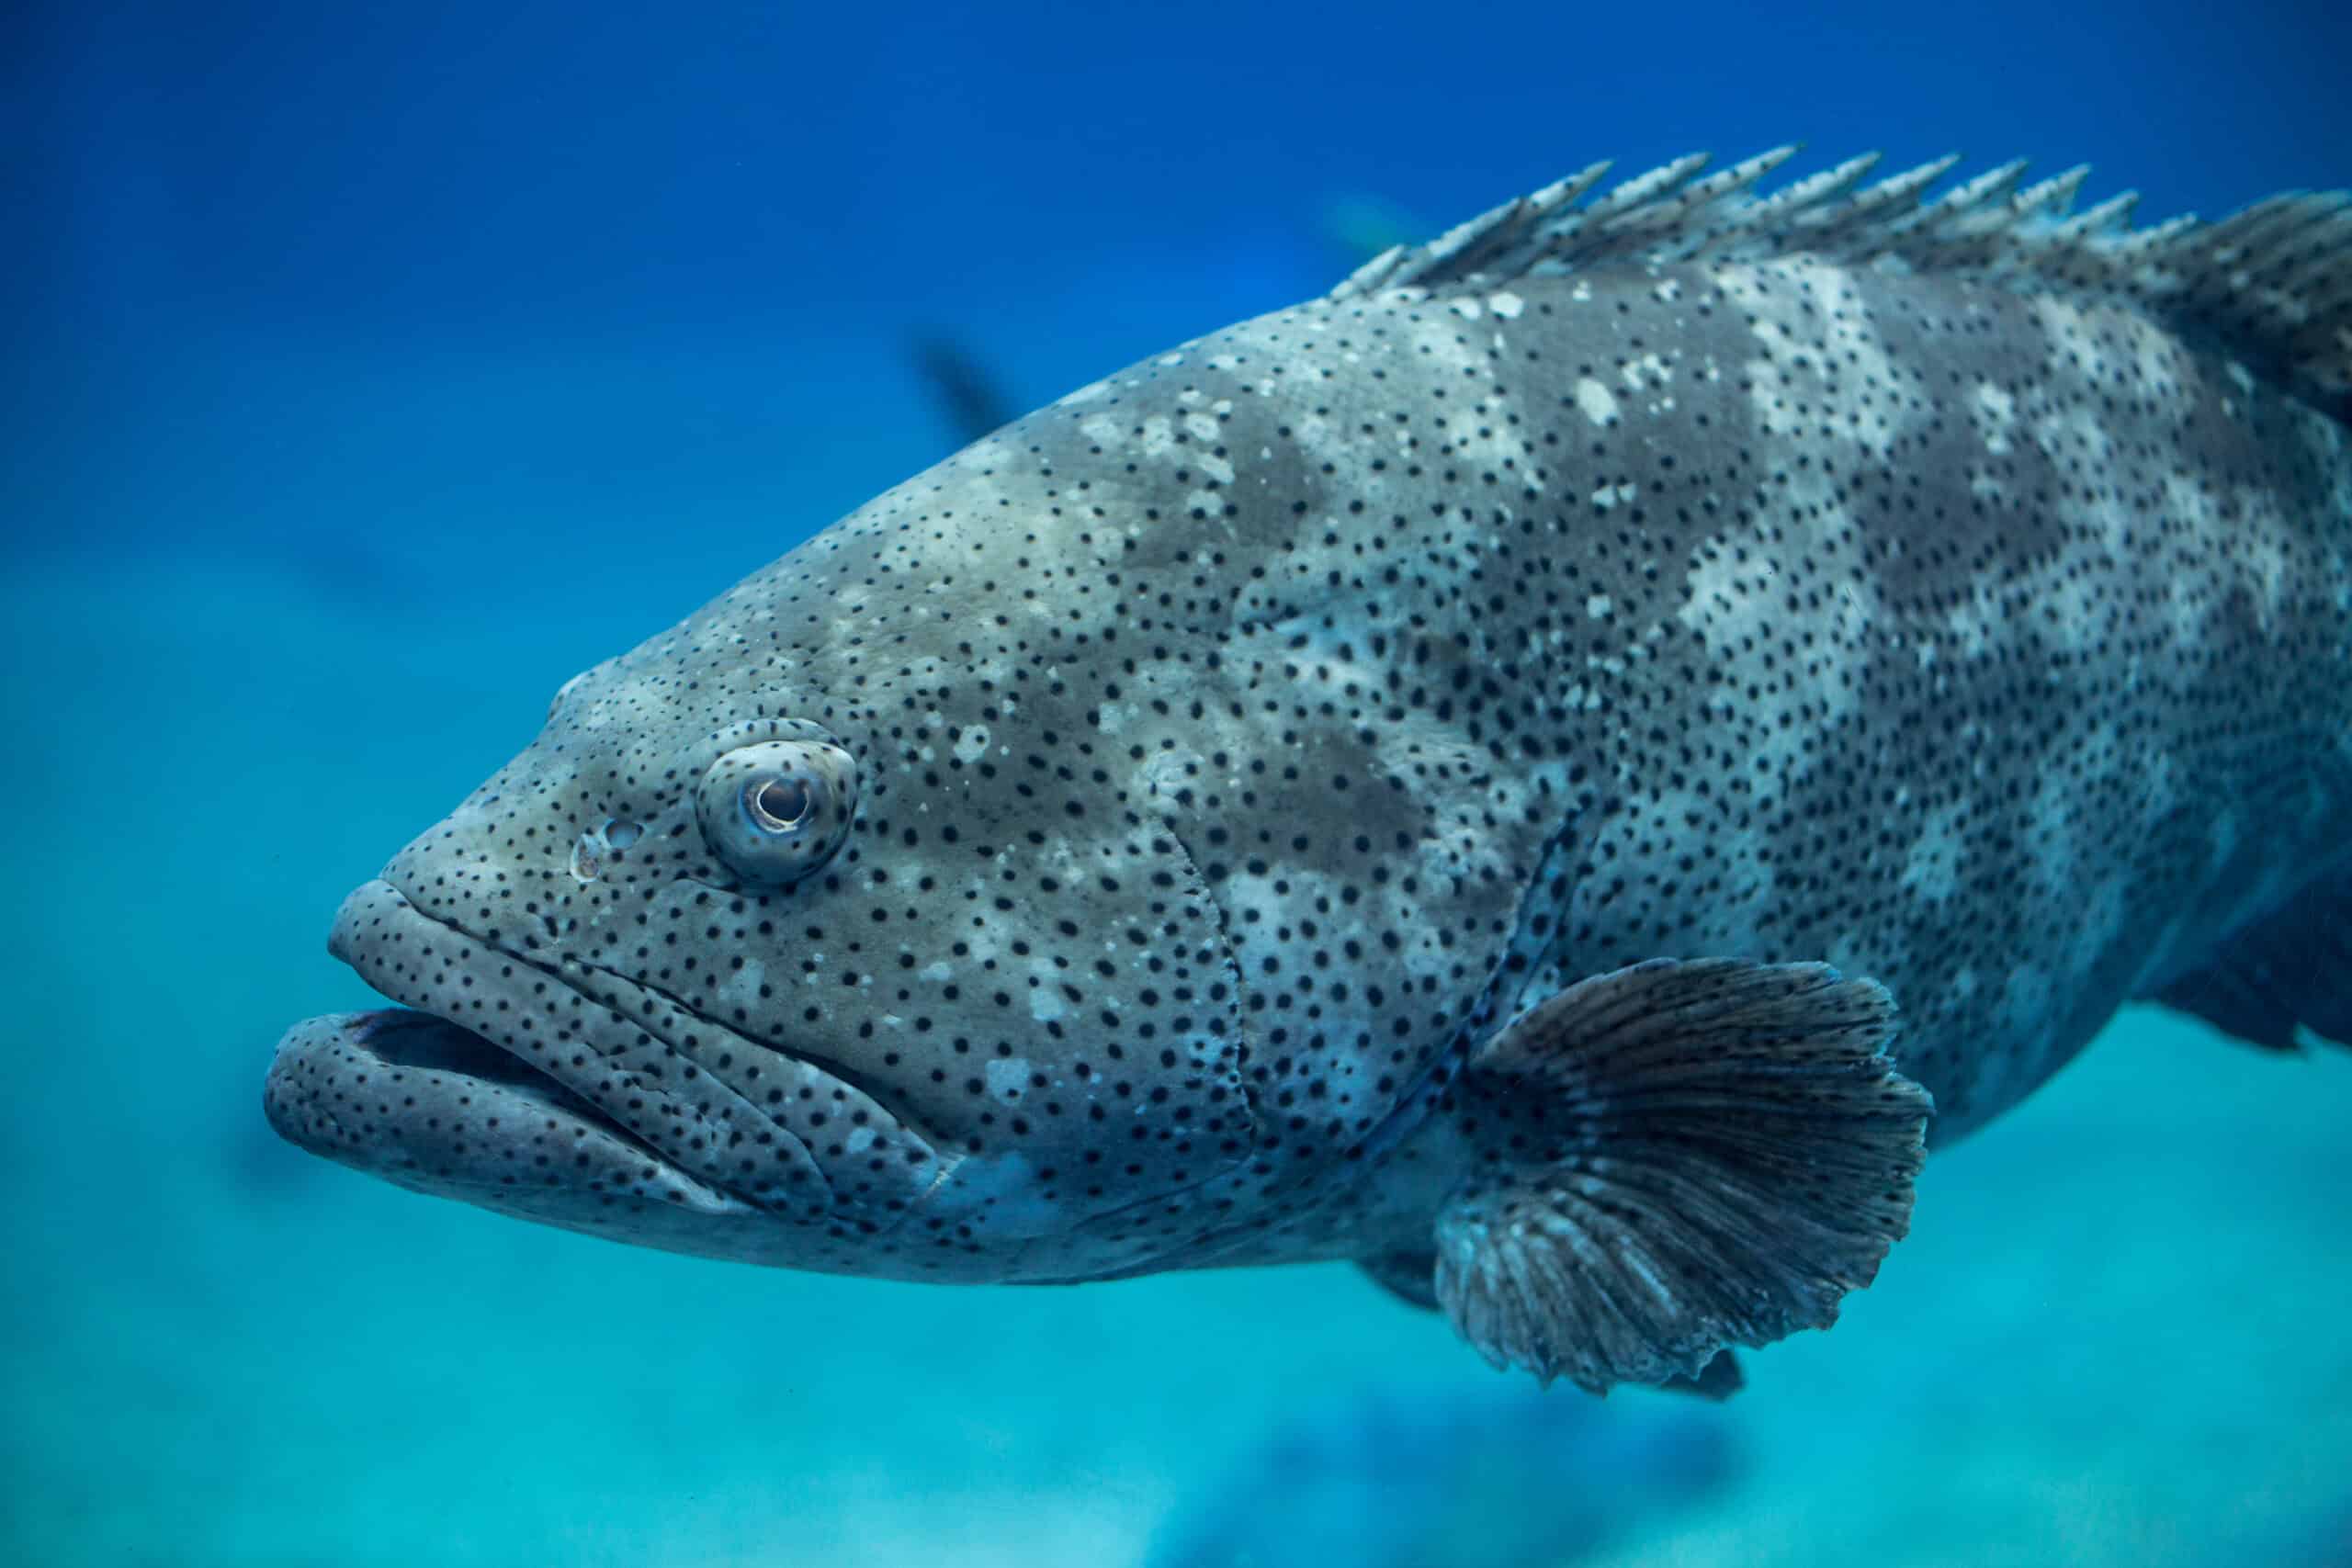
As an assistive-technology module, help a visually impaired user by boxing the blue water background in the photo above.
[5,2,2350,1563]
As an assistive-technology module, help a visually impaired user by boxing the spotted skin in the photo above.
[266,155,2352,1370]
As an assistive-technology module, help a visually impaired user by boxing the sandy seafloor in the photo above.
[8,5,2352,1561]
[6,375,2352,1568]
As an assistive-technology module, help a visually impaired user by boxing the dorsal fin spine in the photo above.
[1324,148,2352,423]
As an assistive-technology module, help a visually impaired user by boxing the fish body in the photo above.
[266,151,2352,1391]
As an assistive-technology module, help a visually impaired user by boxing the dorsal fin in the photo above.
[1329,149,2352,424]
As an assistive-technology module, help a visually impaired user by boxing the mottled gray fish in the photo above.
[266,149,2352,1394]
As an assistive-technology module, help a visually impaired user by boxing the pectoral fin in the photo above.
[1434,958,1932,1393]
[1357,1249,1744,1399]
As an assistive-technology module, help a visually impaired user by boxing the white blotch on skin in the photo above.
[923,1151,1064,1237]
[985,1056,1031,1100]
[2032,295,2188,418]
[1972,382,2017,454]
[1573,378,1621,425]
[1900,801,1966,903]
[717,960,766,1009]
[1619,353,1671,391]
[1721,259,1918,453]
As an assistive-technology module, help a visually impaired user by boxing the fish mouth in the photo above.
[265,1004,752,1211]
[265,879,949,1262]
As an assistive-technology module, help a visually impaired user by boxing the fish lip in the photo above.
[267,1004,735,1201]
[320,876,812,1210]
[336,1006,663,1168]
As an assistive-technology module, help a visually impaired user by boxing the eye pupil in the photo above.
[750,778,811,829]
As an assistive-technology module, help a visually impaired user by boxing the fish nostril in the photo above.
[571,818,642,885]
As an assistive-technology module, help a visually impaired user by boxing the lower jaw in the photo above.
[264,1007,752,1201]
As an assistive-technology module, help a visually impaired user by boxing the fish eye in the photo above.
[695,739,857,886]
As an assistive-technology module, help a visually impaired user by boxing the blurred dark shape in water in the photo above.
[2253,1494,2352,1567]
[268,525,424,616]
[2304,1510,2352,1567]
[905,204,1426,457]
[910,333,1019,448]
[1147,1379,1738,1568]
[2182,1488,2352,1567]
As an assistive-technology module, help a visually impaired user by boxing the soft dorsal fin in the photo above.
[1329,148,2352,424]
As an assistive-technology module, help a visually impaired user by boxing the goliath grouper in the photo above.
[266,150,2352,1394]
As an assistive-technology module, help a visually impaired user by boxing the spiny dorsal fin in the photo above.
[1329,149,2352,424]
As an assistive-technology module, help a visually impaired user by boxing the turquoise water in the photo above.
[7,2,2351,1562]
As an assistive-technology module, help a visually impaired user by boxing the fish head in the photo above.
[265,432,1273,1282]
[266,300,1589,1284]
